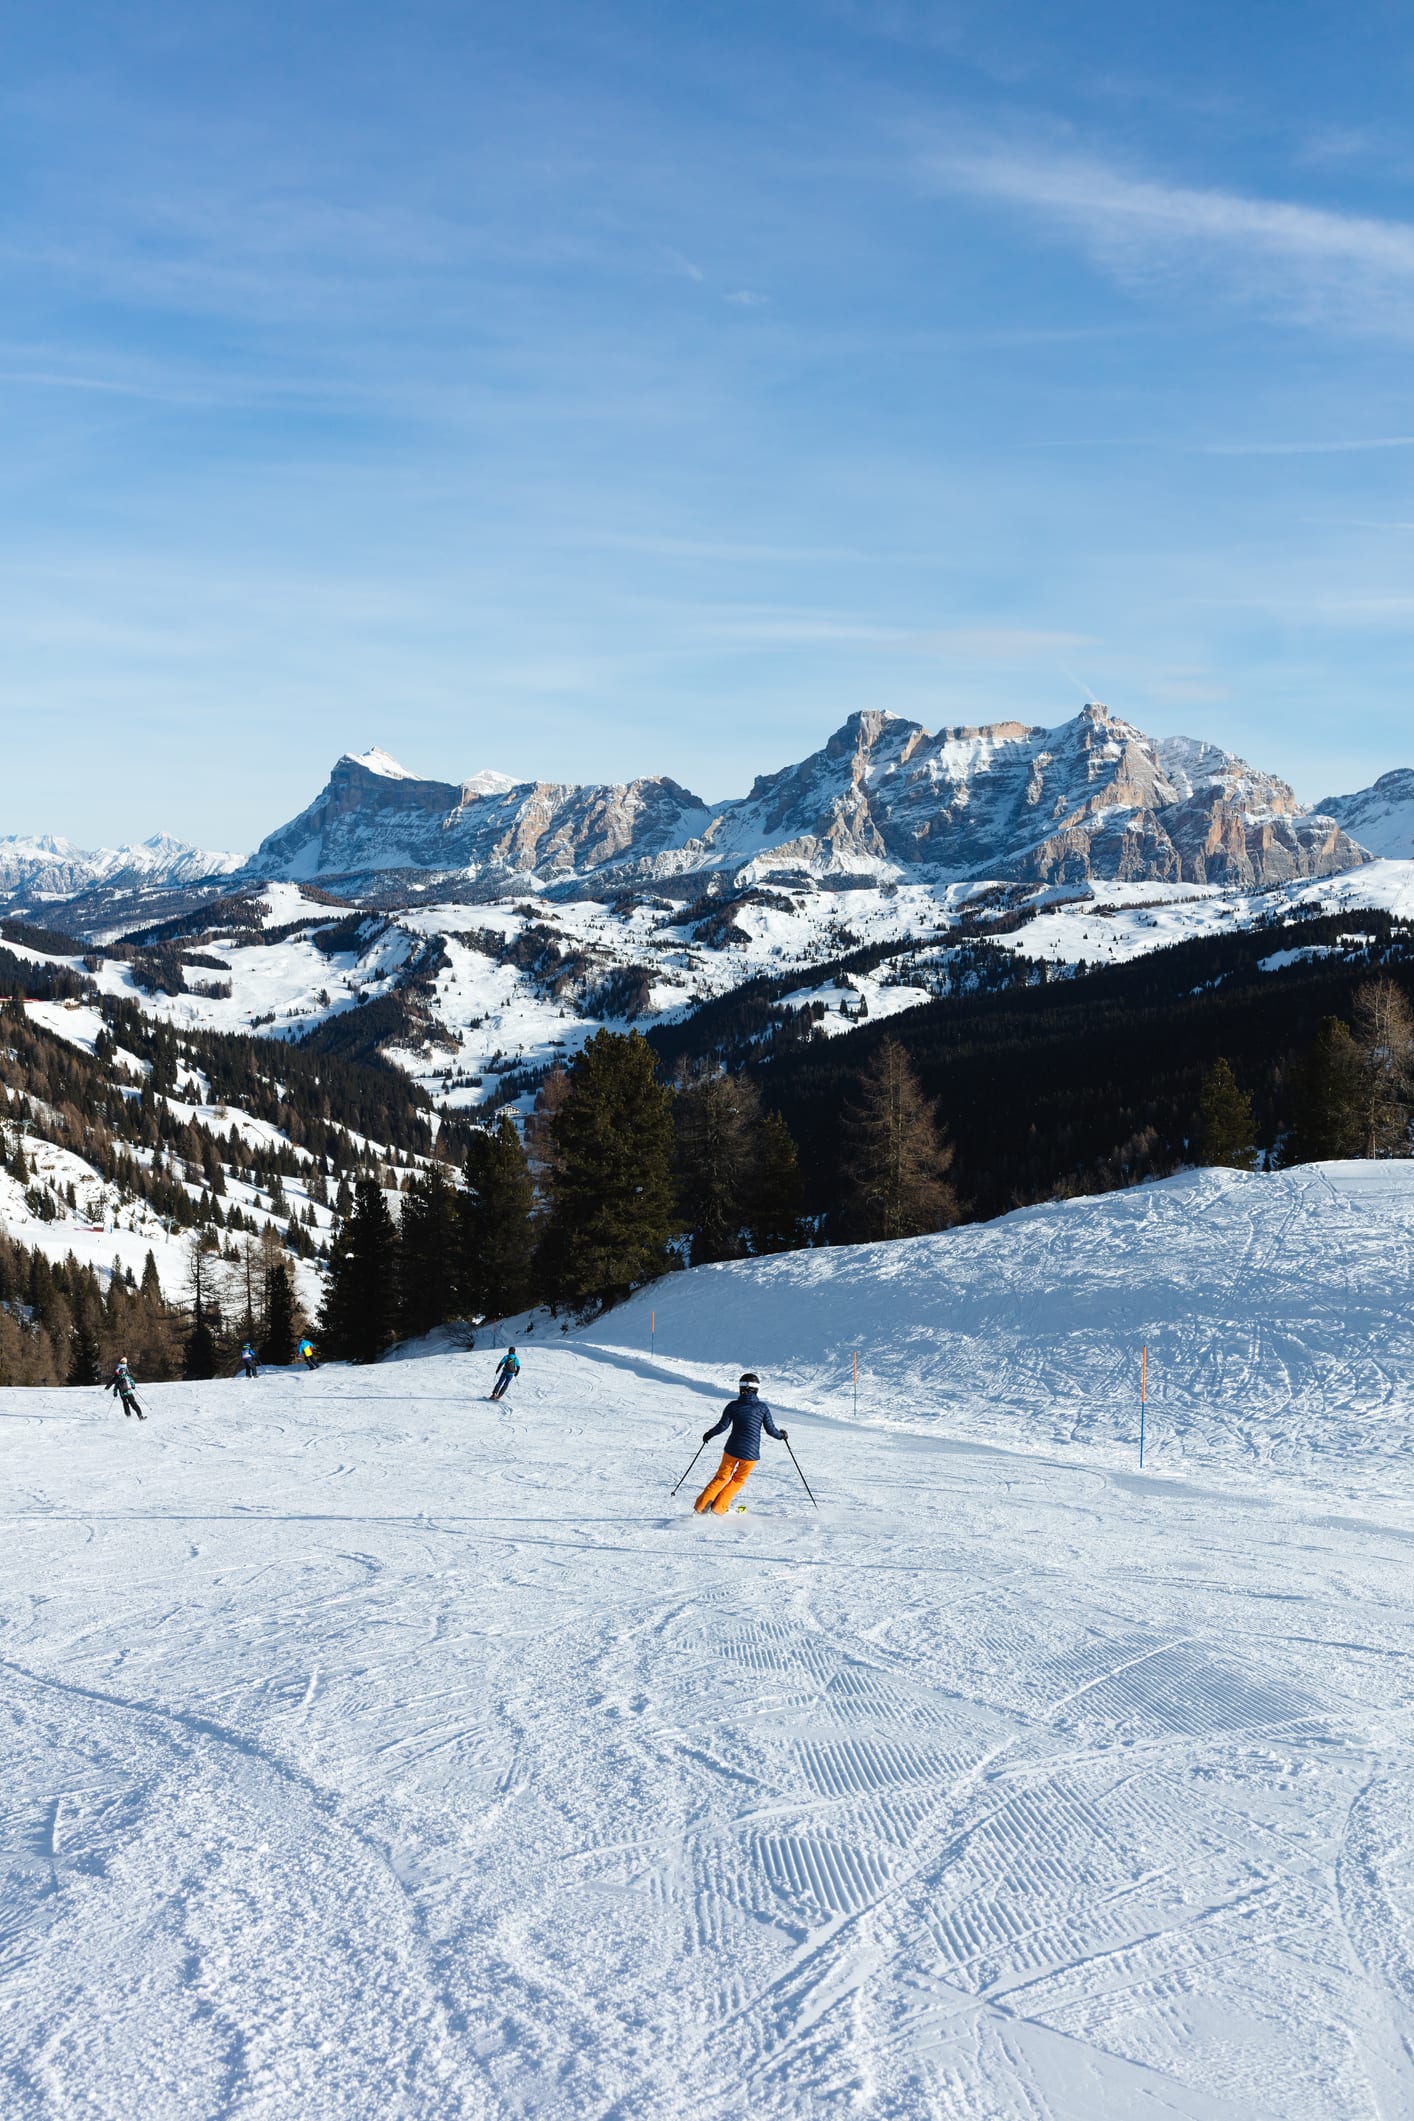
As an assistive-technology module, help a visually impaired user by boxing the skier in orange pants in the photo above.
[695,1373,787,1514]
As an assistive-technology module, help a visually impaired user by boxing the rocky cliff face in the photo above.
[1319,768,1414,860]
[659,704,1365,888]
[247,748,714,886]
[246,709,1370,892]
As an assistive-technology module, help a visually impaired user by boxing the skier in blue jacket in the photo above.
[695,1373,787,1514]
[489,1347,520,1401]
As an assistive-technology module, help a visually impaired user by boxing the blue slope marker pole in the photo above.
[1140,1344,1147,1469]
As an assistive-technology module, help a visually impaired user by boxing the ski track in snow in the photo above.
[3,1339,1414,2120]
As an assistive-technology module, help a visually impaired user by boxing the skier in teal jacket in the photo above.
[107,1358,145,1421]
[489,1347,520,1401]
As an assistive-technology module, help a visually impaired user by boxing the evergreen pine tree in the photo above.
[674,1070,761,1264]
[184,1245,219,1380]
[540,1030,676,1307]
[748,1108,805,1253]
[461,1114,536,1322]
[1288,1016,1363,1162]
[264,1258,297,1365]
[237,1237,260,1343]
[320,1178,398,1361]
[841,1037,960,1241]
[105,1255,128,1331]
[1197,1057,1256,1169]
[397,1163,461,1338]
[129,1249,178,1381]
[68,1299,102,1386]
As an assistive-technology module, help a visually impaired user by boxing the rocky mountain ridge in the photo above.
[249,748,713,890]
[1319,768,1414,861]
[247,707,1368,895]
[3,711,1400,932]
[0,832,243,907]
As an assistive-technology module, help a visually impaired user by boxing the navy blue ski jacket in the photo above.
[705,1391,784,1463]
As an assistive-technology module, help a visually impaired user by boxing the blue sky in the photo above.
[4,0,1414,850]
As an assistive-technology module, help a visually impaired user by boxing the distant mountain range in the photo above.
[244,705,1377,896]
[3,706,1410,925]
[0,832,243,908]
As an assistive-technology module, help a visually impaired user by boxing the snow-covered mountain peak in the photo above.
[0,831,243,906]
[8,708,1390,925]
[347,747,418,780]
[236,707,1373,893]
[1319,766,1414,860]
[0,832,84,859]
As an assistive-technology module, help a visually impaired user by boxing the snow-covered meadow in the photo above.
[4,1166,1414,2117]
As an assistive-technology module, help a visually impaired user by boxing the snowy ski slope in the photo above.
[586,1161,1414,1489]
[4,1168,1414,2116]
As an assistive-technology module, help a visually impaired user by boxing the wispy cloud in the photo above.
[575,531,869,564]
[1036,431,1414,456]
[702,607,1093,660]
[1196,436,1414,455]
[0,367,184,400]
[923,142,1414,333]
[1300,517,1414,532]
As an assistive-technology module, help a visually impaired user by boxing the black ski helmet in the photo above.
[739,1371,759,1388]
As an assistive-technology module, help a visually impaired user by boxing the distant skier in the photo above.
[489,1347,520,1401]
[107,1358,145,1422]
[298,1337,319,1371]
[239,1342,259,1380]
[695,1373,787,1515]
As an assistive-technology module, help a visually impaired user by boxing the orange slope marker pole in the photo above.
[1140,1344,1148,1469]
[651,1309,655,1358]
[853,1348,858,1421]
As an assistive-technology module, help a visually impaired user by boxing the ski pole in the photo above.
[784,1435,819,1510]
[670,1440,708,1496]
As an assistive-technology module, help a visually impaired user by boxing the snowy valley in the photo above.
[0,698,1412,1136]
[2,703,1413,1322]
